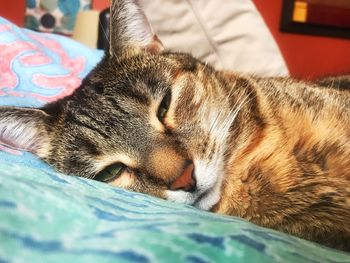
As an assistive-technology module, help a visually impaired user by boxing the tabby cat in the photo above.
[0,0,349,251]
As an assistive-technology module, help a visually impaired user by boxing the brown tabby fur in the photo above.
[0,0,349,251]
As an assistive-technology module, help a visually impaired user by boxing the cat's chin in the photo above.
[165,187,220,211]
[193,183,221,210]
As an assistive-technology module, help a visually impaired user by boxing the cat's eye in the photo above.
[94,163,125,183]
[157,90,172,122]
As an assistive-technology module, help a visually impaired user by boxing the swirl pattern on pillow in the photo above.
[0,17,103,107]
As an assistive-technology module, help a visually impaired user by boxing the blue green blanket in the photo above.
[0,17,350,263]
[1,161,350,263]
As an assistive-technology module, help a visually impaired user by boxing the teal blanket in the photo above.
[1,161,350,263]
[0,17,350,263]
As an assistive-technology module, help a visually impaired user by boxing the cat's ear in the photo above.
[0,107,52,158]
[108,0,164,57]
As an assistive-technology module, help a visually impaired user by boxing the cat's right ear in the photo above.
[0,107,52,158]
[108,0,164,57]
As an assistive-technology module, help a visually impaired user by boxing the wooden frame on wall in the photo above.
[280,0,350,39]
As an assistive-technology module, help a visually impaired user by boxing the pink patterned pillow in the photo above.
[0,17,103,108]
[0,16,103,160]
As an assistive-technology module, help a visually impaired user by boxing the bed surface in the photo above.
[2,160,350,263]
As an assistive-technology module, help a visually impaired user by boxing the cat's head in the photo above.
[0,0,240,210]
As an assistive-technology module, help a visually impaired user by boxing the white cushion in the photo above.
[141,0,289,77]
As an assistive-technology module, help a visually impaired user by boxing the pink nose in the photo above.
[170,162,196,192]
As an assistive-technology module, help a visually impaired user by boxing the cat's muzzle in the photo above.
[169,162,197,192]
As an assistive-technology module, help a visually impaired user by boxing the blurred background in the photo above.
[0,0,349,79]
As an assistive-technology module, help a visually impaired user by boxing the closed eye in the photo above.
[157,90,172,123]
[94,163,126,183]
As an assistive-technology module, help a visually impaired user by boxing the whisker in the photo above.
[208,85,244,137]
[216,89,254,145]
[98,16,109,49]
[207,83,241,136]
[225,95,250,129]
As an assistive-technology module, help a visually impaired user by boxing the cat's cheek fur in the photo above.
[193,159,224,209]
[194,176,222,210]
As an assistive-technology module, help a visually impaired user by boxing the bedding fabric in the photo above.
[2,162,350,263]
[1,17,350,263]
[141,0,289,77]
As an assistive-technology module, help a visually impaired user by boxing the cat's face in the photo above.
[52,51,235,209]
[0,0,237,210]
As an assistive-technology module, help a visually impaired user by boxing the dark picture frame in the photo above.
[280,0,350,39]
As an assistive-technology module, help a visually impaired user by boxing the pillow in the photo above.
[0,16,103,168]
[141,0,289,77]
[0,17,103,107]
[25,0,92,35]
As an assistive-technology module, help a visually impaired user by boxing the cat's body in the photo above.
[0,0,349,251]
[212,76,350,250]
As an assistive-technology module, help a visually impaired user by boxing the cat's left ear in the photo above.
[108,0,164,57]
[0,107,52,158]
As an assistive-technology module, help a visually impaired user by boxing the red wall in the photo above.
[0,0,25,27]
[92,0,109,11]
[1,0,349,79]
[252,0,350,79]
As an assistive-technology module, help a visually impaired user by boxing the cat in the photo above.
[0,0,349,251]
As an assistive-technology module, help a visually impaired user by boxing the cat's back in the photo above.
[255,76,350,120]
[254,77,350,150]
[251,76,350,180]
[217,75,350,249]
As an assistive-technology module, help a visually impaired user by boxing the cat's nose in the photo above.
[170,162,196,192]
